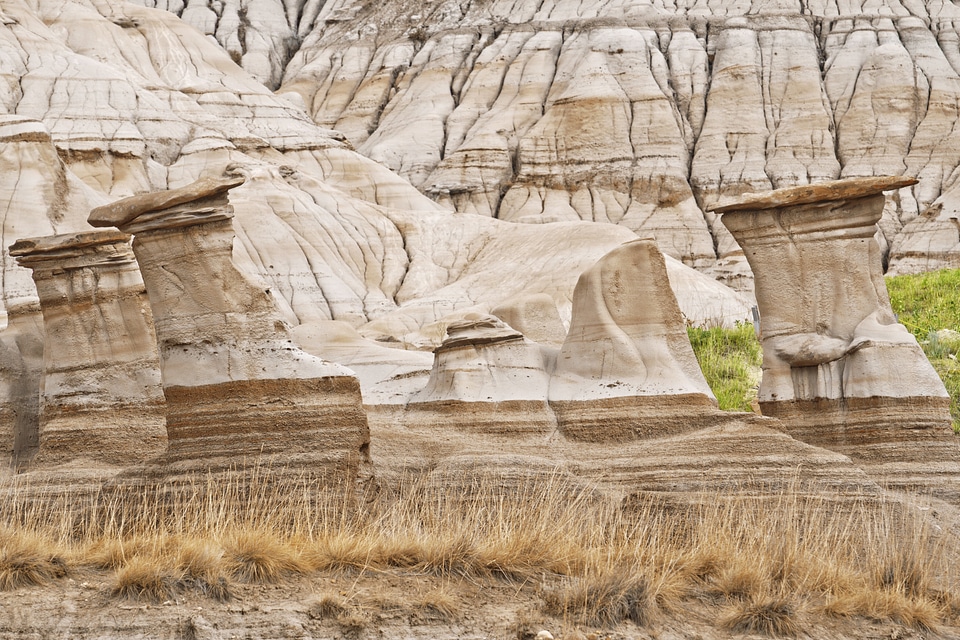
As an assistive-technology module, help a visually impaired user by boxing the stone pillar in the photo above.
[406,313,555,434]
[88,176,371,485]
[548,239,722,441]
[9,231,166,467]
[713,177,959,500]
[0,302,44,471]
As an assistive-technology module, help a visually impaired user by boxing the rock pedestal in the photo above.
[548,239,724,441]
[406,313,555,434]
[713,177,959,500]
[9,231,166,467]
[88,176,371,485]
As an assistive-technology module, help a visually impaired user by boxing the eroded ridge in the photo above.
[88,176,372,486]
[9,230,166,467]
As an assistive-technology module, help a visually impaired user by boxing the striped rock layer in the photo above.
[9,231,166,468]
[89,177,371,486]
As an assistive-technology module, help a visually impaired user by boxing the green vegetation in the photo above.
[886,268,960,434]
[688,323,762,412]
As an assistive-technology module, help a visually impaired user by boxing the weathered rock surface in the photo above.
[549,239,725,441]
[0,303,44,471]
[716,176,960,502]
[89,176,371,484]
[228,0,955,281]
[406,313,556,435]
[9,230,166,468]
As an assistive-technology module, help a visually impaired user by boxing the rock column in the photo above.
[9,231,166,467]
[713,177,959,500]
[88,176,371,484]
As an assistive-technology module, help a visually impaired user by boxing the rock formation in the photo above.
[0,303,44,471]
[88,175,371,484]
[549,239,724,441]
[406,313,555,435]
[9,230,166,467]
[714,176,960,501]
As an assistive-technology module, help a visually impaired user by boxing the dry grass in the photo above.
[720,596,800,636]
[0,527,67,590]
[0,472,958,634]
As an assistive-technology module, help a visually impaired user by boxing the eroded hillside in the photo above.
[136,0,960,285]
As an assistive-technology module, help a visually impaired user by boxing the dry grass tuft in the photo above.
[176,539,232,601]
[542,569,653,627]
[410,587,460,622]
[720,596,800,637]
[112,556,182,603]
[0,529,68,590]
[309,592,351,619]
[223,531,308,583]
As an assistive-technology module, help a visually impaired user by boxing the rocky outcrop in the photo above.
[715,176,960,501]
[549,239,724,441]
[0,303,44,471]
[9,231,166,468]
[406,313,555,435]
[89,176,371,485]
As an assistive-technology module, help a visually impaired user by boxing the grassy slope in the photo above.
[886,268,960,433]
[687,323,762,411]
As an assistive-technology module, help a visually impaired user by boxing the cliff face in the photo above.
[133,0,960,280]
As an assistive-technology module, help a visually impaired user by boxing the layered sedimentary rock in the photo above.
[714,177,960,501]
[88,176,371,484]
[0,303,44,471]
[9,231,165,467]
[549,239,725,441]
[406,313,555,434]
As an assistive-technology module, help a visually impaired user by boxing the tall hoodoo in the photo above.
[713,177,959,500]
[88,174,371,485]
[9,231,166,467]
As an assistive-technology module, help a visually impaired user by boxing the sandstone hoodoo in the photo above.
[9,230,166,468]
[87,175,371,485]
[713,176,960,500]
[406,313,555,435]
[548,238,726,441]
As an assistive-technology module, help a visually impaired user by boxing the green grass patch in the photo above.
[688,323,762,412]
[886,268,960,433]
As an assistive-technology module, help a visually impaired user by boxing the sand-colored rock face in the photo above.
[0,303,44,471]
[716,176,960,500]
[9,231,166,467]
[88,176,371,483]
[549,239,723,441]
[406,313,556,435]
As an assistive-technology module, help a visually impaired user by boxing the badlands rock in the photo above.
[549,239,725,441]
[491,294,568,348]
[266,0,960,279]
[715,176,960,501]
[291,320,433,405]
[9,231,166,467]
[89,176,371,484]
[0,303,44,471]
[406,313,555,435]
